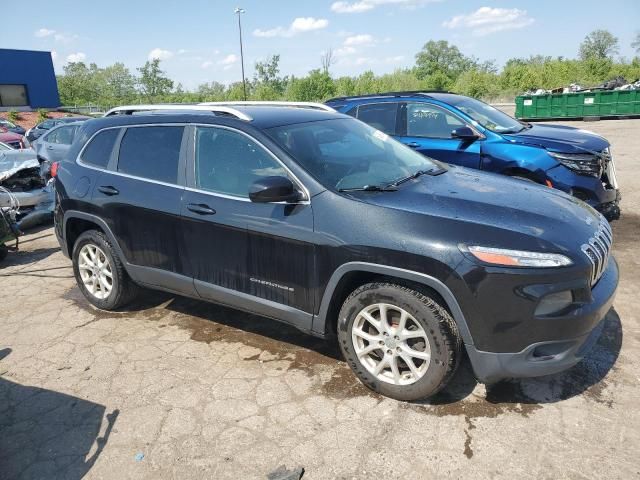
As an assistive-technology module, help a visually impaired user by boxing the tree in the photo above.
[286,69,335,101]
[579,30,619,60]
[632,32,640,56]
[414,40,475,88]
[56,62,100,105]
[320,49,336,75]
[137,59,174,100]
[98,63,137,104]
[253,54,288,97]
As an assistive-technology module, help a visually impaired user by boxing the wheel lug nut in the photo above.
[394,336,399,340]
[379,341,384,346]
[387,350,392,355]
[396,347,401,352]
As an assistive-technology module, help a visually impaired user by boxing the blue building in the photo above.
[0,49,60,110]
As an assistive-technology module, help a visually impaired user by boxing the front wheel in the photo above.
[72,230,138,310]
[338,283,462,401]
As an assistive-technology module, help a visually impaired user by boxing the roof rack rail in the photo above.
[198,101,336,112]
[103,104,253,121]
[325,90,453,102]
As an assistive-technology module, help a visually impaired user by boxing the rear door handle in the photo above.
[46,145,54,150]
[187,203,216,215]
[405,142,421,149]
[98,185,119,196]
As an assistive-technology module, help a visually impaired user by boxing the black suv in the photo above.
[53,102,618,401]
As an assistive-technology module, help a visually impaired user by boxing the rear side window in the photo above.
[80,128,119,168]
[117,126,183,184]
[356,103,398,135]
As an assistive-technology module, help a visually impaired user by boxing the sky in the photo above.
[1,0,639,90]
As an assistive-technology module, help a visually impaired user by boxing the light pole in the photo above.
[234,7,247,100]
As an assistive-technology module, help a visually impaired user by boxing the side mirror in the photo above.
[451,126,479,141]
[249,176,301,203]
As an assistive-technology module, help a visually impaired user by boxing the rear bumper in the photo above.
[466,257,618,383]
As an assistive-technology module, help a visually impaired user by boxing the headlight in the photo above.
[549,151,602,177]
[468,246,573,268]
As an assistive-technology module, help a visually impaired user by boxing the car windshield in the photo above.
[446,96,525,134]
[267,118,444,191]
[0,120,16,128]
[0,143,10,150]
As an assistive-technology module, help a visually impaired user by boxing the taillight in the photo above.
[51,162,60,178]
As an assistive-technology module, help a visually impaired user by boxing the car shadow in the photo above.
[0,246,60,269]
[0,348,118,479]
[428,308,622,406]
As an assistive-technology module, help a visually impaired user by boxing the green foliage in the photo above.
[137,59,174,101]
[7,111,19,122]
[55,32,638,109]
[579,30,619,60]
[633,32,640,56]
[37,109,48,122]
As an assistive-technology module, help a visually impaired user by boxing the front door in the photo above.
[397,102,482,169]
[181,125,315,329]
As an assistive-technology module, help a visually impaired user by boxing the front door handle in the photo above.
[405,142,420,149]
[46,145,54,150]
[98,185,119,196]
[187,203,216,215]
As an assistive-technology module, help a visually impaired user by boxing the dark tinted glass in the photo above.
[356,103,398,135]
[81,128,119,168]
[118,126,183,184]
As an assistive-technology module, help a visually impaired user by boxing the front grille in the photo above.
[581,219,612,285]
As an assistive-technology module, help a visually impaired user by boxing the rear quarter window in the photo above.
[80,128,120,168]
[117,126,184,184]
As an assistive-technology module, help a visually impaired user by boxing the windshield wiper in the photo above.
[338,184,398,192]
[387,168,440,188]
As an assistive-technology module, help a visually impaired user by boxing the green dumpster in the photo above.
[515,90,640,120]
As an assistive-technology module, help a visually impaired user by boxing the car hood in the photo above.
[346,166,602,253]
[502,123,609,154]
[0,131,22,142]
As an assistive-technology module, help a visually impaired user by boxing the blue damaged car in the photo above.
[326,92,621,220]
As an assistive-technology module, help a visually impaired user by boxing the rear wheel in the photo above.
[338,283,461,401]
[72,230,138,310]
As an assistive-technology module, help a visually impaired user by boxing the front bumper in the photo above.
[466,258,618,383]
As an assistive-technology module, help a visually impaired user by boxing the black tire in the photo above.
[72,230,139,310]
[0,244,7,262]
[338,282,461,401]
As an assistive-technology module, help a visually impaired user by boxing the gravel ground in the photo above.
[0,117,638,480]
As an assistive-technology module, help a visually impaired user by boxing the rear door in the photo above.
[38,125,76,163]
[90,124,192,291]
[181,125,315,329]
[397,102,482,169]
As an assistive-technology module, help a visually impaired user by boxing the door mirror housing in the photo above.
[249,176,301,203]
[451,126,479,141]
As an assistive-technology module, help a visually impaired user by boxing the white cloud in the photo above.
[177,49,188,55]
[218,54,238,66]
[201,60,213,69]
[335,46,357,57]
[443,7,534,36]
[35,28,55,38]
[66,52,86,63]
[51,51,58,61]
[253,17,329,38]
[54,32,78,43]
[344,34,376,47]
[331,0,436,14]
[148,48,174,61]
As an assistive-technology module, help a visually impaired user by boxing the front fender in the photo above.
[313,261,474,346]
[481,142,558,177]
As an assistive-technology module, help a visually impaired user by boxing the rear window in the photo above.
[80,128,120,168]
[117,126,183,184]
[356,103,399,135]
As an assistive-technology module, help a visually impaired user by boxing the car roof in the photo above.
[94,106,346,130]
[325,91,465,104]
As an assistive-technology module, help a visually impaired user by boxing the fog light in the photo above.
[535,290,573,316]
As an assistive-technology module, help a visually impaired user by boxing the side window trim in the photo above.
[185,123,310,203]
[78,124,188,189]
[77,126,122,170]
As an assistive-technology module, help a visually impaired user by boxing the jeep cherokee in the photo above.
[53,102,618,401]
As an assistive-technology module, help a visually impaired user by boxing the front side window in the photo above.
[80,128,120,168]
[267,118,443,191]
[356,103,399,135]
[194,126,287,198]
[117,126,183,184]
[405,103,464,138]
